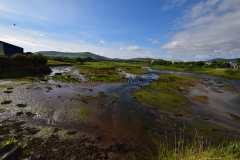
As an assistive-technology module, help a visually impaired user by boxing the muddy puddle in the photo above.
[0,66,240,159]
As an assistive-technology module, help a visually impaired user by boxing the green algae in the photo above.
[57,106,93,122]
[113,94,120,98]
[190,96,209,105]
[219,85,238,93]
[131,74,202,113]
[118,66,148,75]
[34,126,82,140]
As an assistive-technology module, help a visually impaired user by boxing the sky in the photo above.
[0,0,240,61]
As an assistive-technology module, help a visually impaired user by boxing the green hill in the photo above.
[204,58,239,63]
[34,51,110,60]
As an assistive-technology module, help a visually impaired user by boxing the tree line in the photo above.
[150,59,240,69]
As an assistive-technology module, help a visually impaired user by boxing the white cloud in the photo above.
[147,38,153,41]
[147,38,160,44]
[0,25,154,59]
[100,40,105,44]
[161,0,240,61]
[118,47,124,51]
[162,0,187,11]
[152,39,160,44]
[125,46,141,51]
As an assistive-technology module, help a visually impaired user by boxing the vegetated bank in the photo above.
[0,52,51,79]
[150,59,240,80]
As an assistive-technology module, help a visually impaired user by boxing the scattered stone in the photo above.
[178,87,185,91]
[53,128,60,133]
[98,91,104,94]
[66,131,77,135]
[26,112,36,117]
[56,85,61,88]
[16,104,27,107]
[46,87,53,90]
[0,142,14,155]
[6,88,13,90]
[111,100,117,104]
[210,88,223,93]
[3,91,13,94]
[230,114,240,121]
[0,147,23,160]
[57,96,61,98]
[175,113,183,117]
[212,128,220,131]
[28,155,44,160]
[89,89,93,91]
[16,111,24,116]
[26,88,30,89]
[203,118,210,120]
[71,157,79,160]
[46,91,50,92]
[1,101,12,104]
[99,94,109,99]
[40,79,47,82]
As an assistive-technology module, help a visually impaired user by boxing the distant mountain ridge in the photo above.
[34,51,110,60]
[204,58,239,63]
[34,51,156,62]
[34,51,239,62]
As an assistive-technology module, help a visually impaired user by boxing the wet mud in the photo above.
[0,66,240,159]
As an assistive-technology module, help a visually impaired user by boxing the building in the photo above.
[0,41,24,56]
[230,62,238,68]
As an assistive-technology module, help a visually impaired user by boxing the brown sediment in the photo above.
[190,96,209,105]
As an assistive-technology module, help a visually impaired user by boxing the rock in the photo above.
[6,88,13,90]
[111,100,117,104]
[3,91,13,94]
[0,142,14,155]
[203,118,210,120]
[1,101,12,104]
[53,128,60,133]
[28,155,44,160]
[55,73,62,75]
[46,87,53,90]
[89,89,93,91]
[0,147,23,160]
[98,91,104,94]
[40,79,47,82]
[175,113,183,117]
[178,87,185,91]
[16,104,27,107]
[56,85,61,88]
[66,131,77,135]
[71,157,79,160]
[26,112,36,117]
[16,111,24,116]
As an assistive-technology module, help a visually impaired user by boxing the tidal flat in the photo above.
[0,63,240,159]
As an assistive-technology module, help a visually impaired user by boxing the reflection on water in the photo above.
[1,66,240,158]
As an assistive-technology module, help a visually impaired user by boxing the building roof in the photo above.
[0,40,23,49]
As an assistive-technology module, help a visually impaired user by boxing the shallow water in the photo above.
[1,66,240,158]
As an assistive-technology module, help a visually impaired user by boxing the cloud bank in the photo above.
[161,0,240,61]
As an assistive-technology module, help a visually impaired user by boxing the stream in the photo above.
[0,66,240,159]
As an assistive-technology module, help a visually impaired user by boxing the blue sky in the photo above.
[0,0,240,61]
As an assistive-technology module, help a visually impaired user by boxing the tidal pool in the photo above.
[0,66,240,159]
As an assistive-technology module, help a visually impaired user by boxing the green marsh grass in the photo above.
[0,70,30,79]
[150,65,240,80]
[154,116,240,160]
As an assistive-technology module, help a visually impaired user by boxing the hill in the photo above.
[204,58,239,63]
[34,51,110,60]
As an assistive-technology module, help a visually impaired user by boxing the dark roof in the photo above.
[0,40,24,49]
